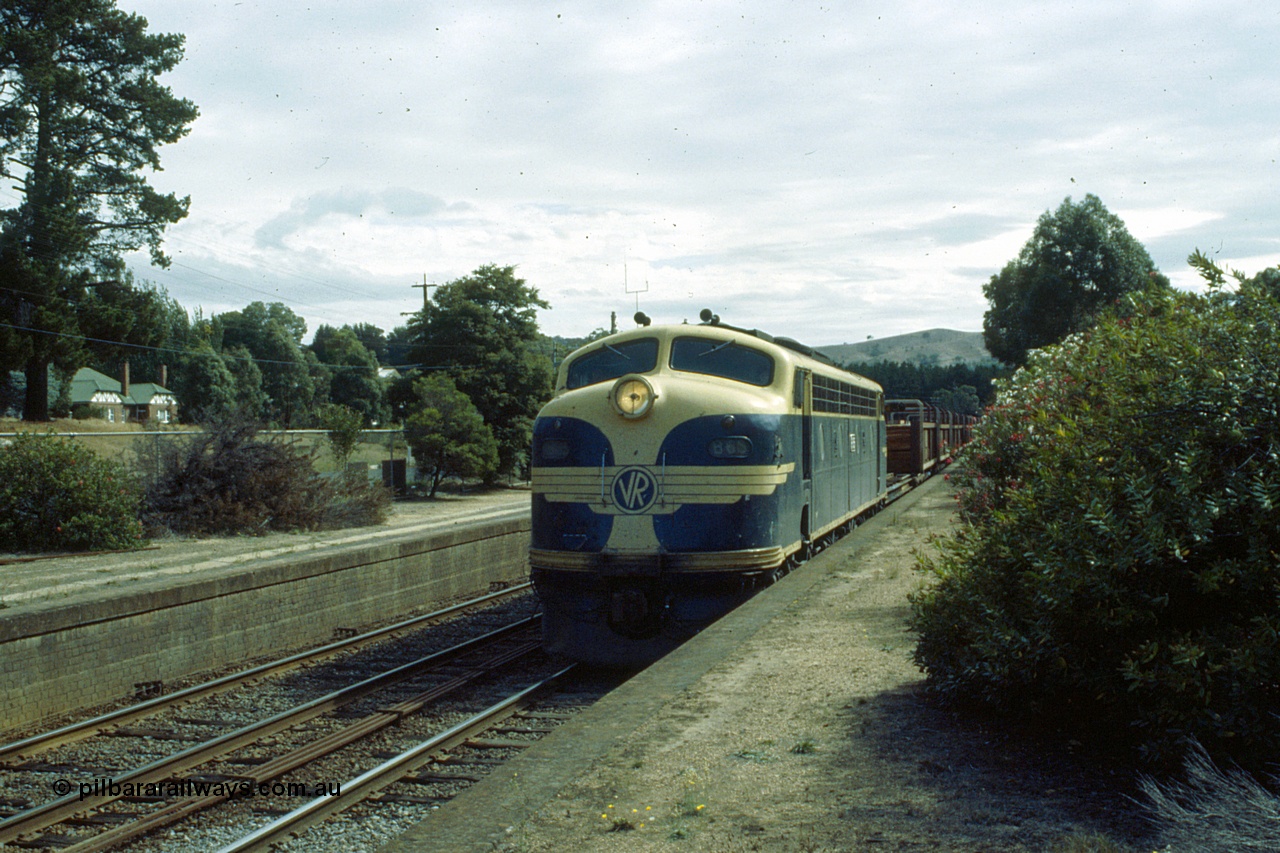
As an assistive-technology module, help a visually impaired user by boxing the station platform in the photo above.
[0,489,528,614]
[0,490,531,733]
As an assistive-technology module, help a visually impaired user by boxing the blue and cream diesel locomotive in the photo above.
[530,310,887,664]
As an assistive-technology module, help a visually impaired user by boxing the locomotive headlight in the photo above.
[708,436,752,459]
[612,375,656,419]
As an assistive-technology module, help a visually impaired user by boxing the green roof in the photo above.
[70,368,123,405]
[124,382,175,404]
[69,368,173,406]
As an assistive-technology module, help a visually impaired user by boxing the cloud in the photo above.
[120,0,1280,346]
[253,188,450,249]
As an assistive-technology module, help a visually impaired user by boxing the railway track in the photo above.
[216,665,578,853]
[0,586,591,852]
[0,583,533,763]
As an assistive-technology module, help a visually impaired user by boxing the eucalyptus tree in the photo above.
[216,302,316,427]
[403,373,498,497]
[982,194,1169,367]
[311,324,386,425]
[406,265,552,476]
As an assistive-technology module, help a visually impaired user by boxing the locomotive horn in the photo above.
[699,308,720,325]
[634,311,651,327]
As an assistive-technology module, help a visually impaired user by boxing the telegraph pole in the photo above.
[412,274,437,320]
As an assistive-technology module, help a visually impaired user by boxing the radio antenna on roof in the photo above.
[624,259,649,313]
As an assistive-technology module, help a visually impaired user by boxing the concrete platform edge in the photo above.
[0,518,530,643]
[0,515,532,733]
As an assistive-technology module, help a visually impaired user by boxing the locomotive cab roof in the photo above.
[552,317,879,399]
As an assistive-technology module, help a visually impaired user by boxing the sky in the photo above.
[85,1,1280,346]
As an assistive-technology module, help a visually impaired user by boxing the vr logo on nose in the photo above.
[611,466,657,513]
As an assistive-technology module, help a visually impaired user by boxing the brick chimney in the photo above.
[121,360,130,397]
[160,364,168,388]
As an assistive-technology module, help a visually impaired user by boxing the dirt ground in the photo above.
[481,479,1160,853]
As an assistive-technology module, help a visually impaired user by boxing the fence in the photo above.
[0,428,419,493]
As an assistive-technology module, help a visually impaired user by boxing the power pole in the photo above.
[412,274,437,320]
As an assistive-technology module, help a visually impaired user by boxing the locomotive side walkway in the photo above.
[382,475,1152,853]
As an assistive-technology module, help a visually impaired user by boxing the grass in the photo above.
[1051,833,1133,853]
[677,766,707,817]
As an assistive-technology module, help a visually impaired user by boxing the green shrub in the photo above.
[403,374,499,498]
[144,418,389,536]
[70,403,106,420]
[0,433,143,553]
[317,402,365,468]
[911,272,1280,766]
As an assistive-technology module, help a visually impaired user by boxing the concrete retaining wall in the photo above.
[0,517,531,731]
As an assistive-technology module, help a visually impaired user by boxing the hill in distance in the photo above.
[817,329,997,366]
[546,328,997,368]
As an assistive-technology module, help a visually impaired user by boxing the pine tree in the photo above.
[0,0,197,420]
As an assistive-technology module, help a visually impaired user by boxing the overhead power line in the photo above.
[0,320,393,372]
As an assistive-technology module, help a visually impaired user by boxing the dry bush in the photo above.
[144,417,389,536]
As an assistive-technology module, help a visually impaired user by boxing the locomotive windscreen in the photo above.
[670,336,775,386]
[565,337,659,389]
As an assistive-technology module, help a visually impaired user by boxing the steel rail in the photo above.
[0,616,538,846]
[57,636,548,853]
[0,582,531,761]
[215,664,577,853]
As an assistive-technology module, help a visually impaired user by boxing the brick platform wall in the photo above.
[0,518,530,731]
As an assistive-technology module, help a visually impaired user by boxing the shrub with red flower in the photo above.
[911,261,1280,768]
